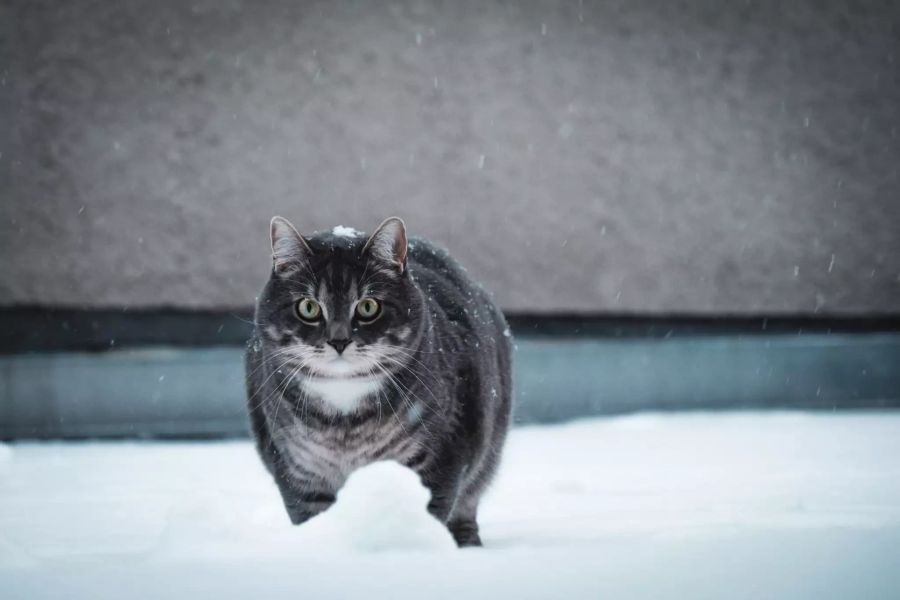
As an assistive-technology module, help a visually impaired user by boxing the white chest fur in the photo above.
[301,376,384,413]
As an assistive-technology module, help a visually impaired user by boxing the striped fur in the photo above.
[245,218,512,547]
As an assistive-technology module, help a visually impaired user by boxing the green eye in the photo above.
[295,298,322,321]
[356,298,381,320]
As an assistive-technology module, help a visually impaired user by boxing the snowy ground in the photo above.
[2,412,899,599]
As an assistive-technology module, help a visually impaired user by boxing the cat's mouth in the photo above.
[309,373,377,381]
[309,356,375,380]
[325,356,356,373]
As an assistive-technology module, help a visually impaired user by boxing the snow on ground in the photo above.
[1,412,899,599]
[0,442,11,468]
[294,461,456,553]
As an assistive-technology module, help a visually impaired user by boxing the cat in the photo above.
[245,216,512,547]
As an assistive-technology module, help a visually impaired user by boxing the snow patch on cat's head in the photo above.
[332,225,362,238]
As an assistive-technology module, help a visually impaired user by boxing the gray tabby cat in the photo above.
[245,216,512,547]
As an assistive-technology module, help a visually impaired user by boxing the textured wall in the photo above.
[2,0,899,314]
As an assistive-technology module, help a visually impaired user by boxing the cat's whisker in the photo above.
[253,355,313,420]
[246,344,314,384]
[245,353,308,413]
[366,346,444,404]
[371,361,440,446]
[247,348,319,417]
[375,354,444,420]
[370,362,419,442]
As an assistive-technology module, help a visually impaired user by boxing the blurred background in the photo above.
[1,0,899,437]
[2,3,900,597]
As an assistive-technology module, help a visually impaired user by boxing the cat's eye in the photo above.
[295,298,322,322]
[355,298,381,321]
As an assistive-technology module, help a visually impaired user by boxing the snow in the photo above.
[331,225,361,238]
[296,461,455,552]
[1,413,900,598]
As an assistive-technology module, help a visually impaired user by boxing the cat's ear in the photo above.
[270,216,311,274]
[363,217,408,274]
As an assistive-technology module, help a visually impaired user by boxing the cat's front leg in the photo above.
[422,470,485,547]
[424,481,459,524]
[272,465,337,525]
[419,460,467,524]
[280,488,337,525]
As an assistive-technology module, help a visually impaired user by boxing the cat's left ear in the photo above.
[270,216,312,275]
[363,217,408,274]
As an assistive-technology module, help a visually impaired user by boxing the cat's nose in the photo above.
[327,338,351,354]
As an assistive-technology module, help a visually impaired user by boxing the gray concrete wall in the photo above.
[2,0,899,314]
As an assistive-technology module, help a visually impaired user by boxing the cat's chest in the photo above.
[279,414,419,486]
[300,375,385,414]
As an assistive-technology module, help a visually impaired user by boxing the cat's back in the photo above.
[407,237,508,339]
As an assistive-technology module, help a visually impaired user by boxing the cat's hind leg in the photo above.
[446,435,508,547]
[446,492,482,547]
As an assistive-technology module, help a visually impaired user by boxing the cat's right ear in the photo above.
[270,216,311,275]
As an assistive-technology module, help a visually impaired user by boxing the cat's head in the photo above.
[255,216,422,380]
